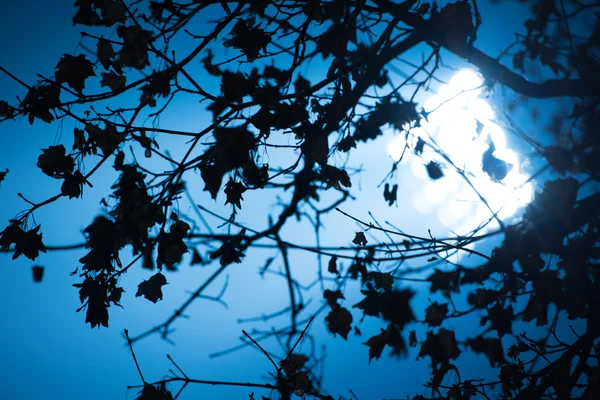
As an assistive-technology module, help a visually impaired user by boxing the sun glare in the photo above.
[387,69,533,234]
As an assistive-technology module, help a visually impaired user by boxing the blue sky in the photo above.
[0,1,546,399]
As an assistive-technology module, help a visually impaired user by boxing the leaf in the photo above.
[11,225,47,261]
[352,231,368,246]
[522,294,549,326]
[302,131,329,166]
[210,240,245,267]
[324,289,344,308]
[136,272,168,303]
[32,265,44,283]
[353,288,415,329]
[223,19,271,60]
[425,302,449,327]
[523,177,579,251]
[0,169,8,185]
[325,305,353,340]
[409,330,418,347]
[61,171,86,199]
[0,101,14,119]
[543,145,574,175]
[353,288,382,317]
[54,54,96,95]
[73,277,110,328]
[426,161,444,180]
[327,256,339,275]
[190,248,206,266]
[280,353,309,375]
[97,38,115,70]
[500,363,526,395]
[136,383,174,400]
[364,328,389,362]
[221,71,253,103]
[85,123,123,156]
[380,289,415,328]
[101,72,126,92]
[73,0,125,26]
[371,272,394,292]
[157,221,190,269]
[414,137,425,155]
[199,126,256,198]
[427,268,460,298]
[37,145,75,178]
[383,183,398,206]
[224,179,247,209]
[321,165,351,190]
[482,140,512,182]
[418,328,461,366]
[465,337,506,367]
[108,287,125,306]
[20,83,61,124]
[481,303,514,337]
[115,25,153,70]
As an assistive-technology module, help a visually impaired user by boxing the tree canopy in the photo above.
[1,0,600,399]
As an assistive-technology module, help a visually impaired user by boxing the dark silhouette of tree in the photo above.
[1,0,600,398]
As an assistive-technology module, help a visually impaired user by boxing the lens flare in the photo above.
[387,69,533,234]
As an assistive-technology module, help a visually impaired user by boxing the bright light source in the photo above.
[386,69,533,234]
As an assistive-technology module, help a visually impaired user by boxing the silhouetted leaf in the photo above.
[73,0,125,26]
[325,305,352,340]
[364,328,389,362]
[352,231,368,246]
[136,383,174,400]
[157,220,190,269]
[323,289,344,308]
[224,179,247,209]
[101,72,126,92]
[0,101,14,119]
[500,363,526,395]
[32,265,44,283]
[482,139,512,182]
[544,145,575,175]
[321,165,351,190]
[115,25,153,70]
[523,177,579,251]
[409,330,418,347]
[522,294,549,326]
[280,353,309,375]
[97,38,115,70]
[210,239,245,267]
[108,287,125,307]
[418,328,461,366]
[465,337,506,367]
[370,272,394,292]
[61,171,86,198]
[136,272,168,303]
[0,169,8,185]
[20,82,61,124]
[224,19,271,60]
[427,268,460,298]
[426,161,444,180]
[383,183,398,206]
[414,137,425,155]
[327,256,339,275]
[482,304,513,337]
[37,145,74,178]
[55,54,96,95]
[425,302,448,327]
[0,223,47,261]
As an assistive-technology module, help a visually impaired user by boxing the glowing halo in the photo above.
[386,69,533,234]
